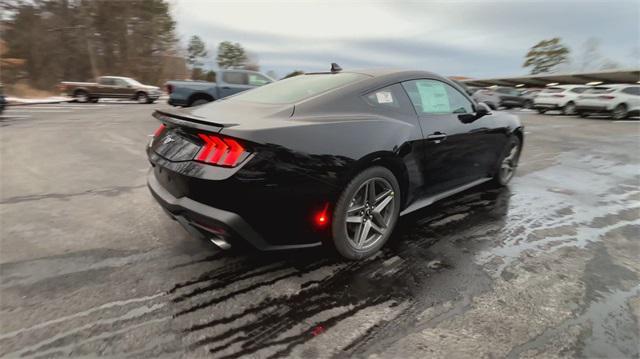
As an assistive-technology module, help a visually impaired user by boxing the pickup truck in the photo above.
[59,76,162,104]
[165,70,273,107]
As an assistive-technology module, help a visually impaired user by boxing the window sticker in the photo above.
[416,81,450,113]
[375,91,394,104]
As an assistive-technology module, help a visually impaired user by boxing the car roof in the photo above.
[592,83,639,88]
[547,84,590,89]
[100,76,132,80]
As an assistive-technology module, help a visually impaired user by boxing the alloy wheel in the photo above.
[612,105,627,120]
[75,92,88,103]
[564,102,576,115]
[500,144,520,183]
[344,177,396,250]
[137,93,148,104]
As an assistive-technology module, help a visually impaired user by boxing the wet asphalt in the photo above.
[0,102,638,358]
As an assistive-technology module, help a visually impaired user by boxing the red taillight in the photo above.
[598,95,615,100]
[196,133,248,167]
[165,84,173,94]
[153,124,166,137]
[552,94,565,98]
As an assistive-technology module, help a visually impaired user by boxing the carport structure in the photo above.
[461,68,640,88]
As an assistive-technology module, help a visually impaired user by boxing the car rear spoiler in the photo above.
[153,110,233,133]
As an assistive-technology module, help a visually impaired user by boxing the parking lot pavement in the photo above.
[0,104,638,358]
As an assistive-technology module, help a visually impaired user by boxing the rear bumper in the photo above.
[147,169,322,251]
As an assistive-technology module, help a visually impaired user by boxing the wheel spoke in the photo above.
[346,216,362,223]
[374,189,392,205]
[373,195,393,214]
[372,211,386,229]
[347,204,364,215]
[358,221,372,246]
[370,221,384,234]
[367,181,377,203]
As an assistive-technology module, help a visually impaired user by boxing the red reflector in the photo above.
[552,94,565,98]
[195,133,247,167]
[315,204,330,227]
[599,95,615,100]
[153,124,166,137]
[166,84,173,94]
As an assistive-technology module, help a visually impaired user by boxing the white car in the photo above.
[470,88,501,110]
[533,85,591,115]
[575,84,640,120]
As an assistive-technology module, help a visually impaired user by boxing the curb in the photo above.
[7,100,72,106]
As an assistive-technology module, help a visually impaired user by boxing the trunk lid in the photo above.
[151,99,293,163]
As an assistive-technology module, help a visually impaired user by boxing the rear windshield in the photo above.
[584,87,614,94]
[541,87,566,93]
[228,73,369,104]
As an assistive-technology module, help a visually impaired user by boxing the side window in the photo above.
[362,83,414,116]
[222,72,248,85]
[571,87,588,93]
[98,78,113,86]
[402,79,473,115]
[248,74,271,86]
[113,79,128,87]
[622,87,640,96]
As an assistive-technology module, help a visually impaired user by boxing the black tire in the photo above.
[146,99,156,104]
[612,104,628,120]
[74,90,89,103]
[562,101,576,116]
[578,111,589,118]
[331,166,401,260]
[89,97,99,103]
[136,92,148,104]
[537,108,547,114]
[488,103,498,110]
[523,100,533,109]
[190,98,211,107]
[492,136,521,187]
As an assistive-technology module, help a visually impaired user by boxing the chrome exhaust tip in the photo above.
[209,236,231,250]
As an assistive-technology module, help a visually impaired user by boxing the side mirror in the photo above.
[458,102,491,124]
[475,102,491,119]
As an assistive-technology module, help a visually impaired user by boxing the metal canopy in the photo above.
[461,68,640,88]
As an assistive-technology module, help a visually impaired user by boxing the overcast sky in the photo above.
[171,0,640,79]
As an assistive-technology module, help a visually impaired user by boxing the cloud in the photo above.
[172,0,639,78]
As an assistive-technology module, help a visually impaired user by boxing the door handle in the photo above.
[426,132,447,143]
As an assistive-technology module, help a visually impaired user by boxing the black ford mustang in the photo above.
[147,67,523,259]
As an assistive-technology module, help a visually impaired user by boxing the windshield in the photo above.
[229,73,369,104]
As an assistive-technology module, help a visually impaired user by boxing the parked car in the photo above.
[147,67,523,259]
[494,87,533,109]
[165,70,273,107]
[520,88,542,100]
[533,85,591,115]
[576,84,640,120]
[0,83,6,115]
[470,88,500,110]
[59,76,162,104]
